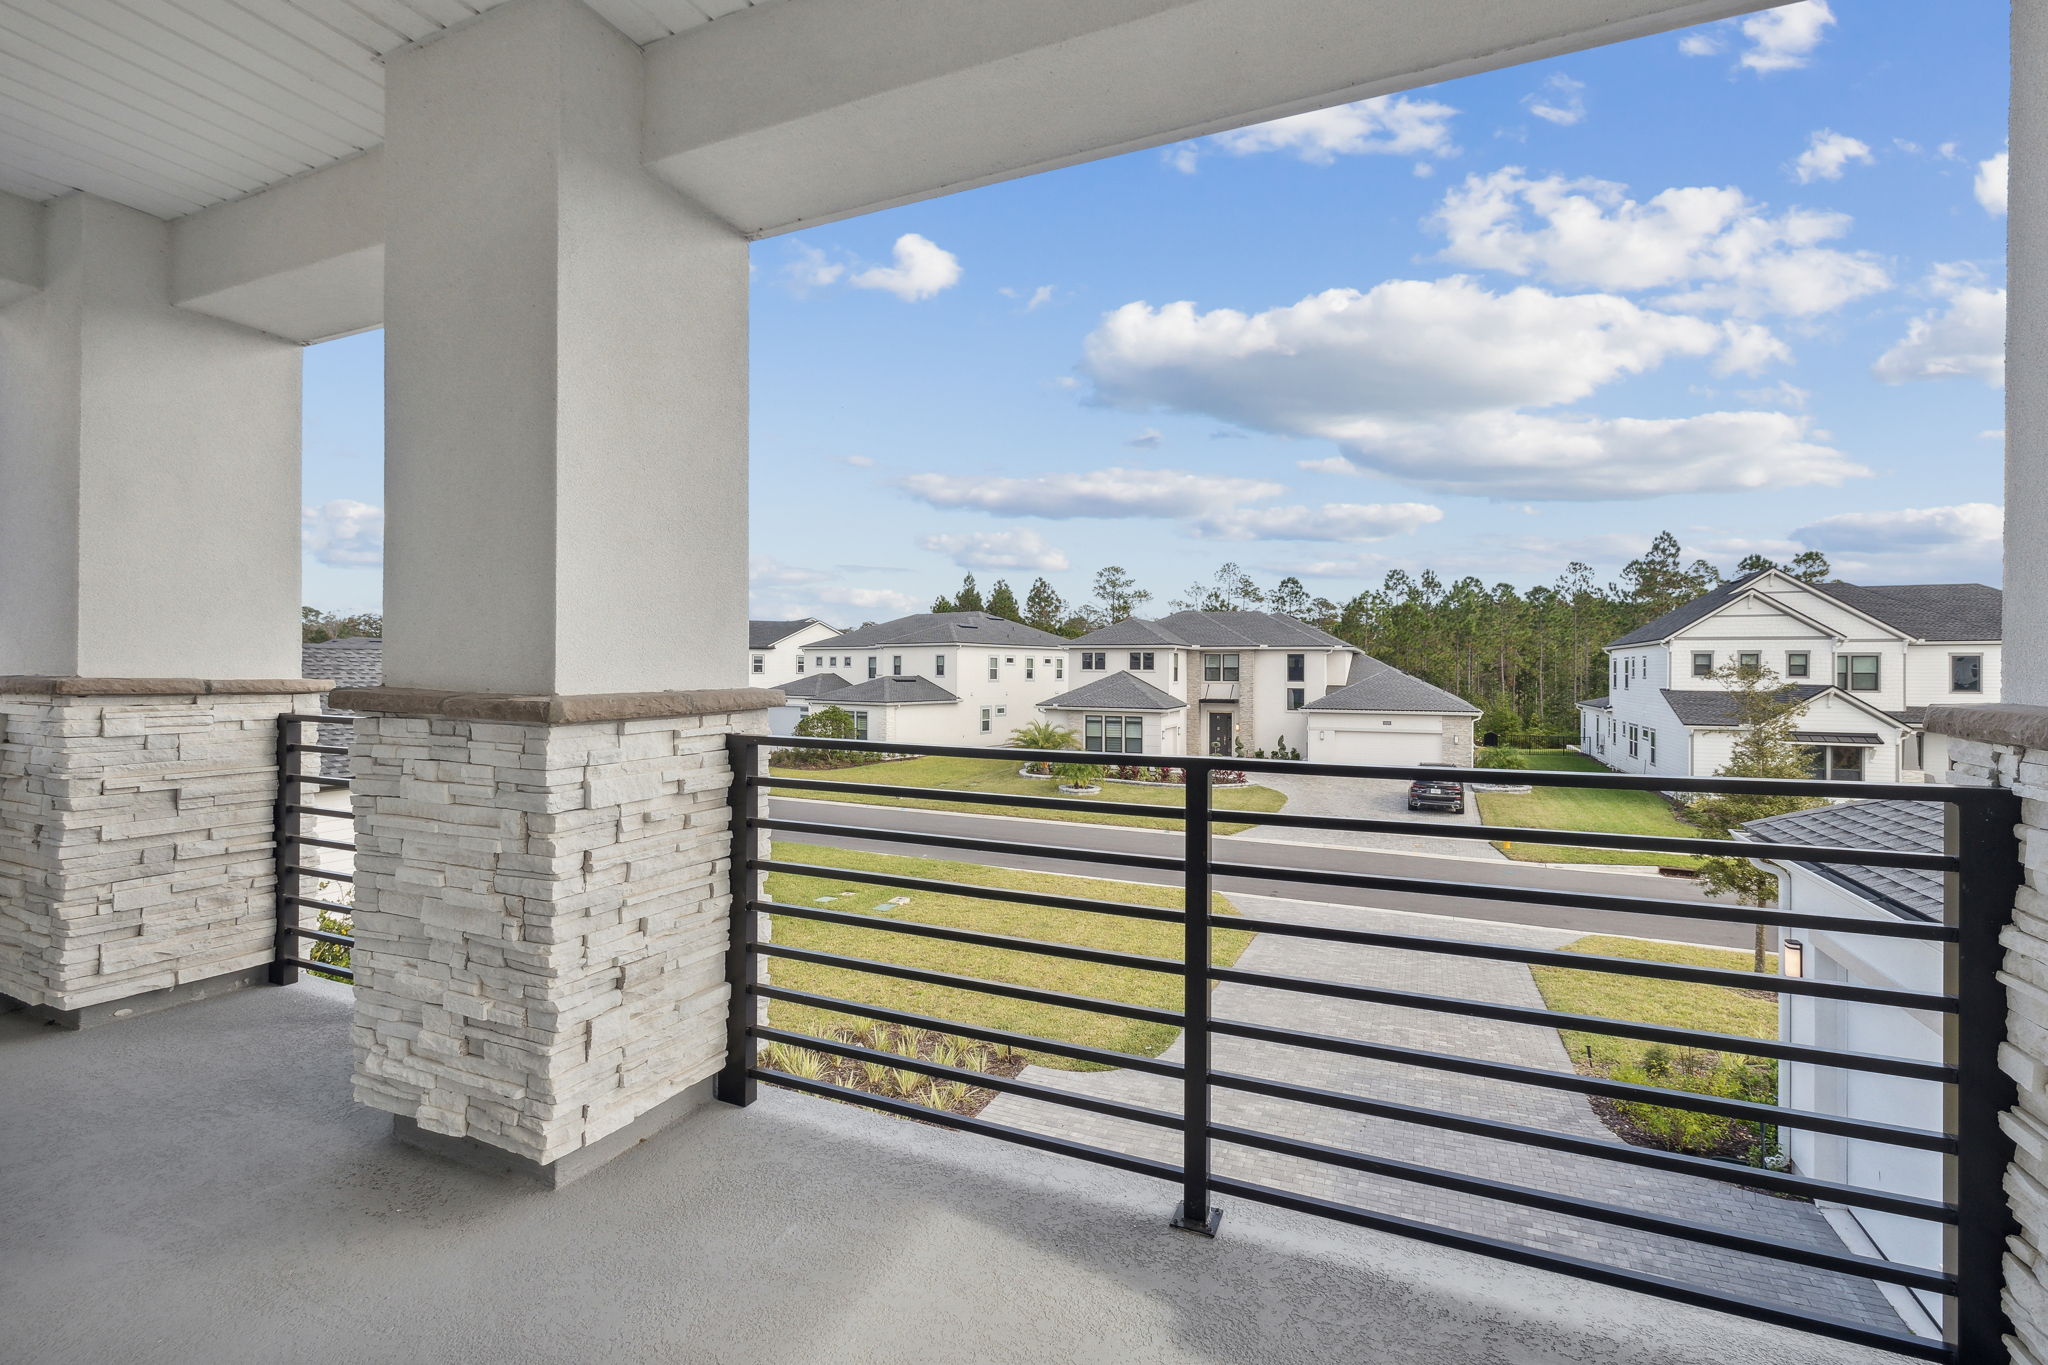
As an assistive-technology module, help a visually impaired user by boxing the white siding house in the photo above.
[1579,571,2002,782]
[784,611,1068,747]
[748,618,840,687]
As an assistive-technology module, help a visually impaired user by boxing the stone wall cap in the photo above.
[327,685,785,724]
[1924,702,2048,749]
[0,675,332,696]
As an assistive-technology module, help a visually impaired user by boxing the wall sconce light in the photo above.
[1783,939,1805,979]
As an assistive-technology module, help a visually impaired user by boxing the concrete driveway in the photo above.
[1239,771,1506,861]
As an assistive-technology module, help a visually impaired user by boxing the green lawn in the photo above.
[769,754,1287,836]
[1474,748,1704,868]
[762,842,1250,1070]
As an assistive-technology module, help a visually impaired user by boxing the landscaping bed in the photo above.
[1473,749,1705,869]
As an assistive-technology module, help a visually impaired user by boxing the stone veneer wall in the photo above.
[0,682,326,1011]
[347,706,764,1167]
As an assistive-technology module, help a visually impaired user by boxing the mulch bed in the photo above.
[757,1024,1031,1119]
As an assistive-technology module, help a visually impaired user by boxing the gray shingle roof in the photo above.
[1658,685,1834,726]
[1038,672,1186,712]
[1072,610,1351,650]
[826,612,1067,649]
[1740,799,1943,919]
[750,618,830,649]
[1580,696,1611,710]
[1302,657,1480,715]
[1789,731,1884,746]
[810,674,957,705]
[779,672,849,699]
[1609,571,2003,647]
[302,636,383,691]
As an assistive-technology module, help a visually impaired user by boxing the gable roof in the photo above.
[750,618,833,649]
[1657,685,1905,732]
[1038,672,1186,712]
[811,675,957,705]
[779,672,849,699]
[1302,657,1480,715]
[1609,571,2004,648]
[826,612,1066,649]
[1739,799,1943,920]
[1073,610,1351,650]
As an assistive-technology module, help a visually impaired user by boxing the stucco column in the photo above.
[348,0,770,1183]
[0,193,313,1024]
[2008,1,2048,704]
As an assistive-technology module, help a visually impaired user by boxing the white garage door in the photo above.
[1311,726,1444,767]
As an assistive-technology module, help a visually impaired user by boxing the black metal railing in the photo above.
[271,713,358,985]
[719,734,2021,1364]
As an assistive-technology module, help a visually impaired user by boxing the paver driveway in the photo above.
[980,894,1908,1336]
[1236,772,1508,861]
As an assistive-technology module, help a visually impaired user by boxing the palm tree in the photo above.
[1008,721,1078,773]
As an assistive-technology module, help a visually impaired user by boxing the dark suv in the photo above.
[1406,768,1466,815]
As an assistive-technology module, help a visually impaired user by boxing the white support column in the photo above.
[0,192,313,1022]
[2009,0,2048,706]
[349,0,771,1182]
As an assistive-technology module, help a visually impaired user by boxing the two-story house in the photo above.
[1038,610,1478,763]
[1576,571,2003,783]
[748,618,840,686]
[780,612,1069,746]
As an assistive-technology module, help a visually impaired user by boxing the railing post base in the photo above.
[1171,1201,1223,1237]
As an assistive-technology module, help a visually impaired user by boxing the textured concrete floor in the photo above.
[1,981,1908,1365]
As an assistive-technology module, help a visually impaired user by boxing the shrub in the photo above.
[1474,747,1529,770]
[1212,769,1248,786]
[1606,1050,1776,1162]
[1052,761,1106,789]
[778,705,882,768]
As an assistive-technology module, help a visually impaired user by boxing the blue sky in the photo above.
[300,0,2009,623]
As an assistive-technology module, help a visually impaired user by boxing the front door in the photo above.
[1208,711,1234,755]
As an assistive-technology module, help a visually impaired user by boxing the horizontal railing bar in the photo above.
[1213,914,1955,1012]
[279,956,353,981]
[285,835,356,853]
[1209,1122,1953,1294]
[755,900,1184,975]
[1205,857,1958,940]
[285,743,351,756]
[284,774,351,790]
[1211,1016,1956,1163]
[752,984,1185,1077]
[283,804,354,818]
[283,894,355,917]
[286,924,355,948]
[1211,964,1953,1082]
[743,734,1990,802]
[751,858,1184,925]
[753,1071,1182,1183]
[768,775,1176,821]
[752,1025,1182,1129]
[1206,1177,1950,1363]
[1208,1068,1953,1220]
[283,865,353,883]
[1223,808,1957,871]
[752,943,1183,1026]
[756,816,1187,875]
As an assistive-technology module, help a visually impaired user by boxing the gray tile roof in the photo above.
[826,612,1067,649]
[1579,696,1611,710]
[810,674,957,705]
[1301,657,1480,715]
[1072,610,1352,651]
[1609,571,2003,647]
[779,672,849,699]
[1658,685,1833,726]
[301,636,383,692]
[750,618,831,649]
[1740,799,1943,920]
[1038,671,1186,712]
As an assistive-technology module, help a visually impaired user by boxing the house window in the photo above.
[1084,715,1145,753]
[796,656,805,675]
[979,707,992,734]
[1786,651,1809,678]
[891,656,903,676]
[1645,728,1656,765]
[1835,654,1880,692]
[1081,651,1107,671]
[848,710,870,741]
[1026,657,1035,680]
[1286,654,1305,682]
[867,656,878,679]
[1172,654,1180,682]
[1055,658,1064,680]
[751,654,764,674]
[1628,724,1639,758]
[1803,745,1867,781]
[814,655,825,669]
[1286,688,1305,711]
[988,656,999,680]
[934,654,946,677]
[1953,654,1984,692]
[1624,657,1634,688]
[1691,651,1713,678]
[1129,652,1154,671]
[1203,654,1240,682]
[1737,651,1761,671]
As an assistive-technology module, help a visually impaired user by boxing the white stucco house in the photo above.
[1738,799,1947,1337]
[1578,571,2003,783]
[1300,656,1482,767]
[748,618,839,687]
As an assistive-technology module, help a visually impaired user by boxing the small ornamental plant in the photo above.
[1051,761,1106,791]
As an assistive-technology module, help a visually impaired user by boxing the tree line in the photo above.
[928,532,1831,738]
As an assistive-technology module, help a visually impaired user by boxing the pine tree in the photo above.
[1023,578,1067,632]
[1268,576,1312,619]
[986,579,1021,622]
[953,574,985,613]
[1787,549,1831,583]
[1089,565,1151,623]
[1735,553,1779,576]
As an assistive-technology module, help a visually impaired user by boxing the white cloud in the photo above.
[999,284,1057,312]
[782,244,845,293]
[1523,74,1587,127]
[749,556,831,588]
[1189,502,1444,542]
[302,500,383,568]
[1126,428,1164,449]
[837,454,876,468]
[1872,266,2005,387]
[812,585,924,615]
[1678,31,1723,58]
[900,466,1284,519]
[1431,168,1889,317]
[849,233,962,302]
[1737,1,1835,74]
[1977,150,2009,215]
[919,529,1071,572]
[1791,129,1873,183]
[1791,503,2003,578]
[1176,94,1458,172]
